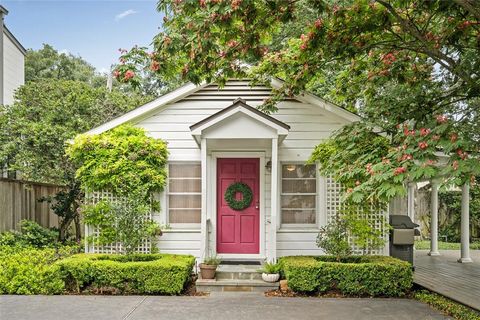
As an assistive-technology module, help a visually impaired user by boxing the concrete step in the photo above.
[196,278,279,293]
[215,264,263,281]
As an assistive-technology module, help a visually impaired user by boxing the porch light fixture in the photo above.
[286,164,296,172]
[265,160,272,172]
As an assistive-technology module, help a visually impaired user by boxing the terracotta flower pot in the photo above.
[262,273,280,283]
[199,263,217,279]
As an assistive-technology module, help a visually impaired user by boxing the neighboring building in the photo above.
[85,79,388,261]
[0,5,26,106]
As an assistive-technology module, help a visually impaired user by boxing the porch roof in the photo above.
[190,98,290,145]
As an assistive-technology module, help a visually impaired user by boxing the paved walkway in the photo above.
[0,292,450,320]
[415,249,480,311]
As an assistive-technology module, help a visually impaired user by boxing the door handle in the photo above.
[255,201,259,209]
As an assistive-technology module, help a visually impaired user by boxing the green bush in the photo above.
[0,220,59,248]
[57,253,195,295]
[414,290,480,320]
[0,247,67,294]
[281,255,412,297]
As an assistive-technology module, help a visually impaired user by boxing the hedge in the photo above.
[0,247,66,294]
[57,253,195,295]
[280,255,412,297]
[414,290,480,320]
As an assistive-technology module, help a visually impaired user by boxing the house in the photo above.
[0,5,25,106]
[85,78,389,261]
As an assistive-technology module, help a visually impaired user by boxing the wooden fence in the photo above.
[0,178,63,232]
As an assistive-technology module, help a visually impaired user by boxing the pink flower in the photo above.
[393,167,406,175]
[418,141,428,150]
[436,115,448,124]
[314,18,323,29]
[420,128,431,136]
[355,180,361,186]
[113,70,120,78]
[150,61,160,71]
[231,0,242,10]
[401,154,413,161]
[450,133,458,142]
[452,160,459,170]
[227,40,238,48]
[123,70,135,80]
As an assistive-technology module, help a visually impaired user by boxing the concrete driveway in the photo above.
[0,292,450,320]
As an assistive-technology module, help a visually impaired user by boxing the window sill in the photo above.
[162,229,201,233]
[278,228,320,233]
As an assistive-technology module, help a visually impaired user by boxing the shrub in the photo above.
[0,220,59,248]
[57,253,195,295]
[0,247,68,294]
[316,218,352,260]
[281,255,412,297]
[414,290,480,320]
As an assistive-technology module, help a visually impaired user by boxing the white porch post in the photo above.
[200,138,208,261]
[429,180,440,256]
[269,138,278,262]
[407,182,415,222]
[458,183,473,263]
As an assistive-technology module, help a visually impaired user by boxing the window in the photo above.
[281,164,317,225]
[168,163,201,224]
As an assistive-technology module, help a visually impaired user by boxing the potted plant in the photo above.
[259,262,281,283]
[199,256,221,280]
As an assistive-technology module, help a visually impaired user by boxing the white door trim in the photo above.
[210,151,266,260]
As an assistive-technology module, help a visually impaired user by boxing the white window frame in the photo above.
[166,161,202,229]
[280,162,319,229]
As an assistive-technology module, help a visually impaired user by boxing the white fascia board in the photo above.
[191,105,289,136]
[85,82,207,135]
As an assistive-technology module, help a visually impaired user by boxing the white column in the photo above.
[269,138,278,262]
[407,182,415,222]
[199,138,208,261]
[429,180,440,256]
[458,183,473,263]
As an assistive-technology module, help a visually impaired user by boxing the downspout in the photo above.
[0,5,8,106]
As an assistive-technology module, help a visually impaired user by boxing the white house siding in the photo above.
[3,34,24,106]
[136,80,351,259]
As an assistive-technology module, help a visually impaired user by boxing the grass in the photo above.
[414,290,480,320]
[415,240,480,250]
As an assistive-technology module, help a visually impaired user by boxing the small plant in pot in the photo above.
[199,256,221,280]
[259,262,281,283]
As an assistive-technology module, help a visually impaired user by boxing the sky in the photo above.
[1,0,163,73]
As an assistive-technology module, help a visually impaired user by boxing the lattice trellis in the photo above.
[325,176,388,255]
[84,191,152,254]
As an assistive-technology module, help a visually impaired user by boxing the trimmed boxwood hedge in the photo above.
[57,253,195,295]
[0,247,66,295]
[280,255,412,297]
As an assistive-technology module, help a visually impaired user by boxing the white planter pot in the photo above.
[262,273,280,283]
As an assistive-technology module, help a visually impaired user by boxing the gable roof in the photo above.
[189,98,290,144]
[190,98,290,131]
[84,78,360,135]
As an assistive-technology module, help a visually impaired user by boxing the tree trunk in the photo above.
[74,214,82,244]
[58,217,73,242]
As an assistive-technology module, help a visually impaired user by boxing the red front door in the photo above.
[217,158,260,254]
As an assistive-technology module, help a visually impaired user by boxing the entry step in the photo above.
[196,279,279,292]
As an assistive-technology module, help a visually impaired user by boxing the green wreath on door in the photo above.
[224,182,253,211]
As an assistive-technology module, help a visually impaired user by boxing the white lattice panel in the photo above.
[325,176,387,255]
[85,191,152,254]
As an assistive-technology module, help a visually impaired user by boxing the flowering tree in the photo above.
[115,0,480,203]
